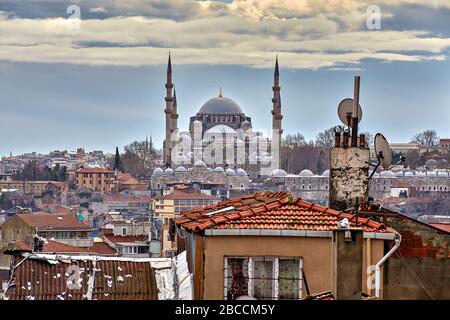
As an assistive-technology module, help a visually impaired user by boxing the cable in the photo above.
[395,250,435,300]
[175,224,188,239]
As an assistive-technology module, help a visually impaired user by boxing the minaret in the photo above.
[172,86,179,134]
[164,53,174,167]
[113,146,123,172]
[272,55,283,169]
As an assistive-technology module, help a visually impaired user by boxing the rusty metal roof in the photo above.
[4,254,173,300]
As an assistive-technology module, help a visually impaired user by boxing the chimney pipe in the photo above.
[332,228,363,300]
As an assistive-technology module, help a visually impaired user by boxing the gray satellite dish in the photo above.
[338,98,363,127]
[374,133,392,170]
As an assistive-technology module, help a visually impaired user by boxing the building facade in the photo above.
[75,168,115,192]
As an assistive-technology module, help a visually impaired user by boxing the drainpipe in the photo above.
[375,232,401,299]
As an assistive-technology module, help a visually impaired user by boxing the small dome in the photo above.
[163,168,174,175]
[404,171,414,177]
[175,166,187,172]
[299,169,314,177]
[240,120,252,131]
[427,171,438,177]
[198,96,243,115]
[178,134,192,143]
[416,171,427,177]
[236,168,247,176]
[175,154,188,163]
[214,166,224,173]
[205,124,236,135]
[251,136,267,144]
[226,168,236,176]
[152,167,163,176]
[271,169,288,177]
[395,171,404,177]
[438,171,448,177]
[369,170,379,178]
[322,170,330,177]
[380,170,395,178]
[194,160,206,167]
[438,159,448,168]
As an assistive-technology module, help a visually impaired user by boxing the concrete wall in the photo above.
[200,235,386,300]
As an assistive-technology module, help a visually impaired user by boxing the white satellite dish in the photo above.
[338,98,363,127]
[374,133,392,170]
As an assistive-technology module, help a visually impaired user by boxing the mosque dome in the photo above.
[213,166,225,173]
[163,168,174,175]
[205,124,236,135]
[395,171,404,177]
[226,168,236,176]
[240,120,252,131]
[322,170,330,177]
[175,166,187,172]
[270,169,288,177]
[236,168,248,176]
[198,93,244,115]
[404,171,414,177]
[299,169,314,177]
[380,170,395,178]
[194,160,207,167]
[152,168,163,176]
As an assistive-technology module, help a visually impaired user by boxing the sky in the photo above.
[0,0,449,156]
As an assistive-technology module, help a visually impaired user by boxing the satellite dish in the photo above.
[374,133,392,170]
[338,98,363,127]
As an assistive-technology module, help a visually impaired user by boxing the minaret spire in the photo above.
[271,54,283,169]
[164,52,175,167]
[172,86,179,133]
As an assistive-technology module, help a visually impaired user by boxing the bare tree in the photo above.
[410,130,439,146]
[315,127,335,148]
[282,133,307,148]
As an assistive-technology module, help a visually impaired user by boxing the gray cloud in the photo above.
[0,0,448,69]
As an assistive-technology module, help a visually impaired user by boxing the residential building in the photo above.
[0,181,50,196]
[175,191,396,300]
[439,139,450,150]
[155,190,220,257]
[75,167,115,192]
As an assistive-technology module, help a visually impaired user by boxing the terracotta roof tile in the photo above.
[17,213,91,230]
[175,191,394,234]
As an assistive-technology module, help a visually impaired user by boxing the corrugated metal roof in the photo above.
[3,254,173,300]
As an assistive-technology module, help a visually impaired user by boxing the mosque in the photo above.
[160,54,283,179]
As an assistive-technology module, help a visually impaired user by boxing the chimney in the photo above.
[329,76,369,211]
[331,228,363,300]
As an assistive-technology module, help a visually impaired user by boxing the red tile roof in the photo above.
[430,223,450,233]
[16,213,91,230]
[157,190,219,200]
[76,168,114,174]
[5,256,158,300]
[103,194,152,202]
[176,191,394,233]
[37,204,72,214]
[103,235,148,244]
[1,241,116,256]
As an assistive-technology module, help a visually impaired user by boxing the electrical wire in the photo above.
[395,250,435,300]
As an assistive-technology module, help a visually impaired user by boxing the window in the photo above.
[122,228,127,236]
[224,257,302,300]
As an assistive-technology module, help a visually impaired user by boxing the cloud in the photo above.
[0,0,448,69]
